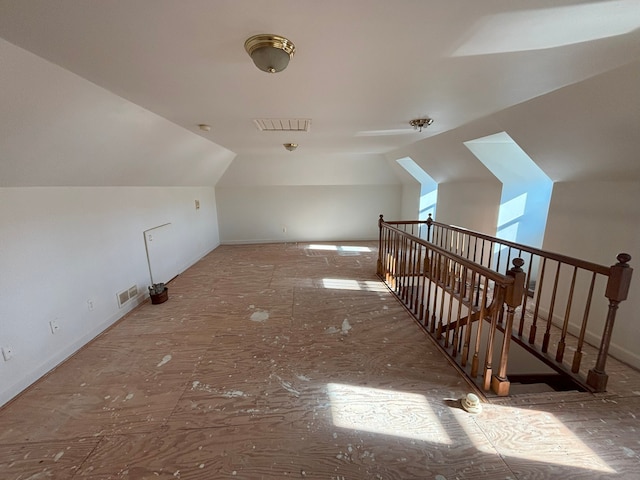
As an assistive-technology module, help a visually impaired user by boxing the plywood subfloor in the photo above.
[1,242,639,479]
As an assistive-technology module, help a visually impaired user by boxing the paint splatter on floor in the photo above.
[250,310,269,322]
[157,354,172,367]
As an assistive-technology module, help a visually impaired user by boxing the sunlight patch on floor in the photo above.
[327,383,451,444]
[456,404,616,474]
[307,244,372,253]
[321,278,388,292]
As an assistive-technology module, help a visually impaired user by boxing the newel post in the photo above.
[426,213,433,242]
[491,258,526,396]
[587,253,633,392]
[377,215,384,276]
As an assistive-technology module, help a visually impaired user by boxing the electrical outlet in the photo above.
[1,346,14,361]
[49,320,60,334]
[87,299,95,311]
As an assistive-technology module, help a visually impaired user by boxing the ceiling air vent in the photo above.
[253,118,311,132]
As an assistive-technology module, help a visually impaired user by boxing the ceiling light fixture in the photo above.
[283,143,298,152]
[410,117,434,132]
[198,124,211,132]
[245,34,295,73]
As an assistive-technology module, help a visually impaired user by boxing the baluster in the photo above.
[389,229,396,287]
[429,252,442,334]
[415,243,422,307]
[461,270,477,367]
[572,272,596,373]
[397,235,405,296]
[473,237,479,264]
[383,227,391,282]
[517,251,532,336]
[377,215,384,276]
[542,261,562,353]
[529,257,547,344]
[392,230,399,289]
[413,244,422,314]
[463,233,469,261]
[587,253,633,392]
[471,277,489,378]
[387,229,392,285]
[384,228,390,283]
[418,248,428,323]
[556,266,578,362]
[424,250,432,330]
[426,213,433,243]
[404,238,413,304]
[444,265,456,348]
[483,285,505,391]
[436,257,448,338]
[403,237,410,303]
[403,236,410,300]
[452,266,468,357]
[493,242,500,271]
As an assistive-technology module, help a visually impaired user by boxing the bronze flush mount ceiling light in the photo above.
[283,143,298,151]
[245,34,296,73]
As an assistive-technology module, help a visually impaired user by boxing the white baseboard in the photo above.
[536,307,640,371]
[1,242,222,408]
[0,294,144,408]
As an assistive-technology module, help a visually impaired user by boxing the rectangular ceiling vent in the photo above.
[253,118,311,132]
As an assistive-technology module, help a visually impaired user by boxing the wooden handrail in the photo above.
[425,215,611,275]
[380,214,633,393]
[378,215,525,396]
[380,218,516,284]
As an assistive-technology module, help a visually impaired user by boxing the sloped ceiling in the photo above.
[388,58,640,183]
[1,0,639,186]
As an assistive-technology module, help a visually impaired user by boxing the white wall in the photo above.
[0,186,220,406]
[543,181,640,369]
[400,183,421,220]
[435,181,502,236]
[216,185,401,244]
[216,152,404,243]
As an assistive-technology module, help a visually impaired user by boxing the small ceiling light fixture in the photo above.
[410,117,434,132]
[245,34,295,73]
[198,124,211,132]
[283,143,298,152]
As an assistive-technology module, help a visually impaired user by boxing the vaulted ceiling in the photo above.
[1,0,639,186]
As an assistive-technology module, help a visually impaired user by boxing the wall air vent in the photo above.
[117,284,139,308]
[128,285,138,298]
[117,291,129,308]
[253,118,311,132]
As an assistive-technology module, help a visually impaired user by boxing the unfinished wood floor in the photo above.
[1,241,639,479]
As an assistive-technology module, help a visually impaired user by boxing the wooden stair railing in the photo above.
[377,215,526,396]
[379,214,633,394]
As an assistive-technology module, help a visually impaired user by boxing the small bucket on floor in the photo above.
[149,283,168,305]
